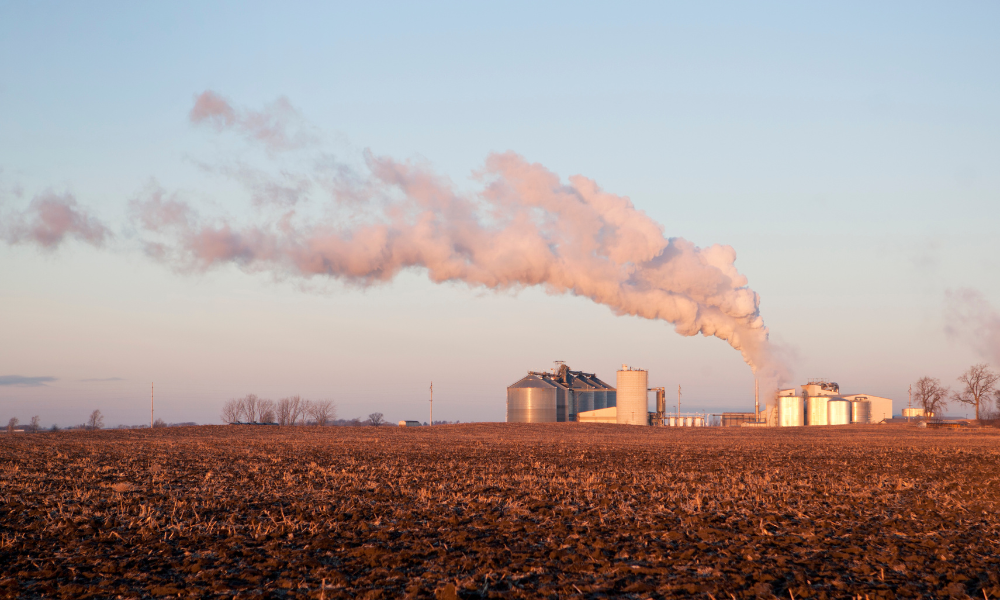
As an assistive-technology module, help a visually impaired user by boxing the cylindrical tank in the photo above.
[694,417,704,427]
[576,391,594,414]
[683,416,693,427]
[806,396,829,426]
[667,416,676,426]
[606,390,617,408]
[506,385,558,423]
[827,400,851,425]
[778,395,804,427]
[593,390,606,410]
[616,368,648,425]
[851,400,870,424]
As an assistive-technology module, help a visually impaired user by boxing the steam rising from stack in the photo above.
[5,91,790,386]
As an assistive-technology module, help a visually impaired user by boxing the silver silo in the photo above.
[806,396,829,426]
[851,399,870,424]
[827,399,851,425]
[593,390,607,410]
[777,395,804,427]
[616,367,648,425]
[506,374,560,423]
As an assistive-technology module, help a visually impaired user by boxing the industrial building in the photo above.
[507,366,894,428]
[769,380,893,426]
[506,363,616,423]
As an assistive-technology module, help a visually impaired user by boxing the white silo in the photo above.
[827,399,851,425]
[616,366,648,425]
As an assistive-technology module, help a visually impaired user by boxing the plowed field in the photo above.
[2,424,999,599]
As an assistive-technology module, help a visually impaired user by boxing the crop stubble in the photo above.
[1,424,999,599]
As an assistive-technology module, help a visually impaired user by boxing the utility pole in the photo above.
[907,384,912,422]
[429,382,433,426]
[150,382,154,429]
[677,385,681,418]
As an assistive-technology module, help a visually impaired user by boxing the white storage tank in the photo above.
[693,417,704,427]
[616,366,649,425]
[806,396,829,426]
[667,416,676,427]
[851,400,870,424]
[778,395,804,427]
[827,399,851,425]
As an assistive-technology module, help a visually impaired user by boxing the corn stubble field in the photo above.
[2,424,999,599]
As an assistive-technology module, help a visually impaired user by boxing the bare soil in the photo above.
[1,423,999,599]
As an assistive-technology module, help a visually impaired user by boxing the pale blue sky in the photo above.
[2,2,999,425]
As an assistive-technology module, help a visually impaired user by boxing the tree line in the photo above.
[913,363,1000,421]
[221,394,337,426]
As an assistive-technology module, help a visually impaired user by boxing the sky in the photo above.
[2,2,999,426]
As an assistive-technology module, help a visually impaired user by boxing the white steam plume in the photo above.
[945,288,1000,367]
[132,91,789,385]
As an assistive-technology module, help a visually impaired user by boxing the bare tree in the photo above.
[259,399,276,424]
[300,399,313,425]
[153,418,167,428]
[87,410,104,431]
[368,412,385,427]
[30,415,40,433]
[982,389,1000,421]
[309,400,336,426]
[913,377,948,417]
[242,394,260,423]
[277,396,305,426]
[952,364,1000,421]
[221,398,242,424]
[7,417,18,434]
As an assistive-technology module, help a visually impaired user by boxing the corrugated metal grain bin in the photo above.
[506,375,561,423]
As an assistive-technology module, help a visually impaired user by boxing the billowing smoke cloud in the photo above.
[189,91,314,153]
[945,288,1000,367]
[2,192,110,249]
[133,91,789,384]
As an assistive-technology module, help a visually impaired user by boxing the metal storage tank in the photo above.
[684,417,693,427]
[777,395,804,427]
[693,417,704,427]
[616,367,648,425]
[851,399,870,424]
[806,396,829,426]
[593,390,607,410]
[576,391,595,414]
[506,375,561,423]
[827,399,851,425]
[667,416,676,426]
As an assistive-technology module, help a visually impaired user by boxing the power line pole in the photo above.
[151,382,154,429]
[677,384,681,418]
[429,382,433,426]
[907,384,912,422]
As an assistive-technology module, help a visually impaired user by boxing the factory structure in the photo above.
[506,364,893,427]
[770,379,893,426]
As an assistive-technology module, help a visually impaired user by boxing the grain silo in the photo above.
[506,374,564,423]
[506,363,615,423]
[616,366,648,425]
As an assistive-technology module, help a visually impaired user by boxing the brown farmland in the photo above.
[2,424,999,599]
